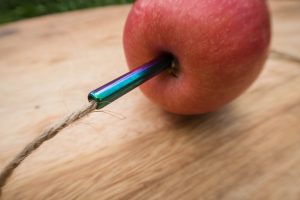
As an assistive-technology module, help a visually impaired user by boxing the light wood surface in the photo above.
[0,1,299,199]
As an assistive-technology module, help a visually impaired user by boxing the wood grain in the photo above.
[0,1,299,199]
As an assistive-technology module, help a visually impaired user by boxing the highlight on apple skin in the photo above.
[123,0,271,115]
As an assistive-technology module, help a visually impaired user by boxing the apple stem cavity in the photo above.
[167,56,180,77]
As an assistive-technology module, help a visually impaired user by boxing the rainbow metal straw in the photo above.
[88,55,173,109]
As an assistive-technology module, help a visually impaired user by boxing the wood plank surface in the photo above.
[0,1,299,199]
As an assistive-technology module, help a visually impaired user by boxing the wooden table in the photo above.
[0,1,299,199]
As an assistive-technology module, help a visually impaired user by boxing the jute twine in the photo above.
[0,101,97,195]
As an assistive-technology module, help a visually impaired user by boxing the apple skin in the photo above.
[123,0,271,115]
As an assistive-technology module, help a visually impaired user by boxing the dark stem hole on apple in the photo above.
[164,53,180,77]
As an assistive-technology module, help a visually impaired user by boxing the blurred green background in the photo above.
[0,0,134,24]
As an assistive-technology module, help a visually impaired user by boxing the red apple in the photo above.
[123,0,271,114]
